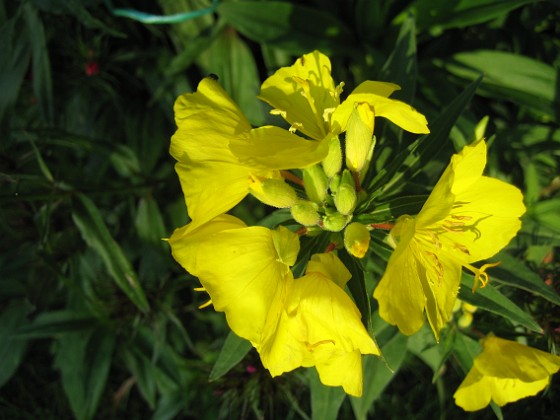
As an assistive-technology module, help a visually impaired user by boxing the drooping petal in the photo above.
[229,125,330,169]
[453,336,560,411]
[169,218,299,347]
[332,92,429,134]
[259,51,338,140]
[475,336,560,382]
[260,253,378,396]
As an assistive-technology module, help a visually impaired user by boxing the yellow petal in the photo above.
[259,51,337,140]
[332,92,429,134]
[373,220,427,336]
[490,377,550,406]
[476,336,560,381]
[315,350,364,397]
[453,367,494,411]
[229,125,330,169]
[305,253,352,289]
[174,77,251,130]
[174,160,251,227]
[170,221,298,347]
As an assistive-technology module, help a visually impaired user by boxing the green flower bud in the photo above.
[322,210,351,232]
[250,178,297,208]
[329,173,341,194]
[291,200,321,226]
[303,164,328,203]
[322,135,342,178]
[334,169,357,215]
[344,222,371,258]
[345,103,374,174]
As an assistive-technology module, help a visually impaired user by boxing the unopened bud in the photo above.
[322,210,351,232]
[458,312,473,329]
[322,135,342,178]
[291,200,321,226]
[334,169,357,215]
[303,164,328,203]
[345,102,374,174]
[343,222,370,258]
[250,178,297,208]
[462,302,478,314]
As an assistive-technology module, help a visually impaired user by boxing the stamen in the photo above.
[270,109,287,119]
[467,261,501,292]
[198,299,213,309]
[451,215,472,221]
[289,122,303,133]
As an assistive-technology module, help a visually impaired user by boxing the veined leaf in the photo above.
[309,369,346,420]
[217,1,357,55]
[459,273,542,333]
[442,50,559,122]
[209,331,252,382]
[72,193,150,313]
[492,251,560,306]
[15,310,98,338]
[351,332,408,420]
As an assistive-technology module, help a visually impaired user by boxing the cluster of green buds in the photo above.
[253,103,379,258]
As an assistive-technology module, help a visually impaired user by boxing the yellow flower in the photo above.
[373,140,526,339]
[170,77,328,227]
[168,216,378,396]
[258,51,430,141]
[454,335,560,411]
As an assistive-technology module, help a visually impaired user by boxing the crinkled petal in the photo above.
[229,125,329,169]
[259,51,337,140]
[305,253,352,289]
[260,254,378,390]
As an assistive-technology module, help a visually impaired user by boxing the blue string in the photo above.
[104,0,219,24]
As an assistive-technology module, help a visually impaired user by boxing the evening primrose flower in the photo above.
[168,215,378,396]
[373,140,526,339]
[170,77,327,227]
[243,51,429,174]
[454,335,560,411]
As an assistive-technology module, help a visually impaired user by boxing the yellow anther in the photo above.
[198,299,213,309]
[471,261,501,292]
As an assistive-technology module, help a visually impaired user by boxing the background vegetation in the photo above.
[1,0,559,419]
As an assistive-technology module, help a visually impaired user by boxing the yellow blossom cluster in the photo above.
[166,50,557,407]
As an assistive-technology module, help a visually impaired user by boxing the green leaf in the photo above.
[122,348,157,408]
[528,198,560,233]
[0,12,30,125]
[380,14,417,103]
[15,310,98,338]
[23,3,53,123]
[459,273,542,333]
[72,193,150,313]
[400,0,534,33]
[491,251,560,306]
[443,50,559,121]
[197,27,266,126]
[209,331,252,381]
[0,300,33,387]
[351,332,408,420]
[356,195,427,224]
[338,249,373,333]
[54,328,116,420]
[364,77,481,204]
[309,369,346,420]
[135,196,166,246]
[217,1,357,56]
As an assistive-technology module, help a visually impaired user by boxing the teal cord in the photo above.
[104,0,219,24]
